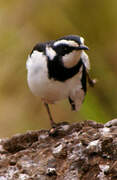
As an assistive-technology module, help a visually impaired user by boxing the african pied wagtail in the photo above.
[26,35,95,127]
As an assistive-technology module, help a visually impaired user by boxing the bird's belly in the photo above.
[27,72,70,103]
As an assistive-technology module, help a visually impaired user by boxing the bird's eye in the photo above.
[63,46,68,51]
[53,44,73,56]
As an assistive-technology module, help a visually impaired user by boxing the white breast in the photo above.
[26,50,49,96]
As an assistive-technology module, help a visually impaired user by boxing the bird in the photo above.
[26,35,95,127]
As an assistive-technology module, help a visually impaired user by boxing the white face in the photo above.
[62,50,82,68]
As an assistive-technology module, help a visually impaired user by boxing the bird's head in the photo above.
[45,35,89,68]
[30,35,88,69]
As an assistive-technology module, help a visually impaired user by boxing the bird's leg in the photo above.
[44,103,56,127]
[86,71,96,87]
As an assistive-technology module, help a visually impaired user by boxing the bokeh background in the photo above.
[0,0,117,137]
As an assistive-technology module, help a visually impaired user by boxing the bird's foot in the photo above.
[49,122,70,137]
[86,72,97,87]
[88,78,97,87]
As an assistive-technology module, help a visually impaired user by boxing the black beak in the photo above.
[76,45,89,50]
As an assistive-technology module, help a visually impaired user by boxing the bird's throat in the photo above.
[63,50,82,68]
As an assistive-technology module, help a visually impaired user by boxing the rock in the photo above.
[0,120,117,179]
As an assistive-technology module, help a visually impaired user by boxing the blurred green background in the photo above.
[0,0,117,137]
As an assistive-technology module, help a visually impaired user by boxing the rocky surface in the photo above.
[0,119,117,180]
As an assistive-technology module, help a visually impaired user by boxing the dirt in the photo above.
[0,119,117,180]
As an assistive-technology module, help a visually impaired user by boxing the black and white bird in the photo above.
[26,35,95,127]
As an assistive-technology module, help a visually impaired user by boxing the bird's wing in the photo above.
[68,64,87,111]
